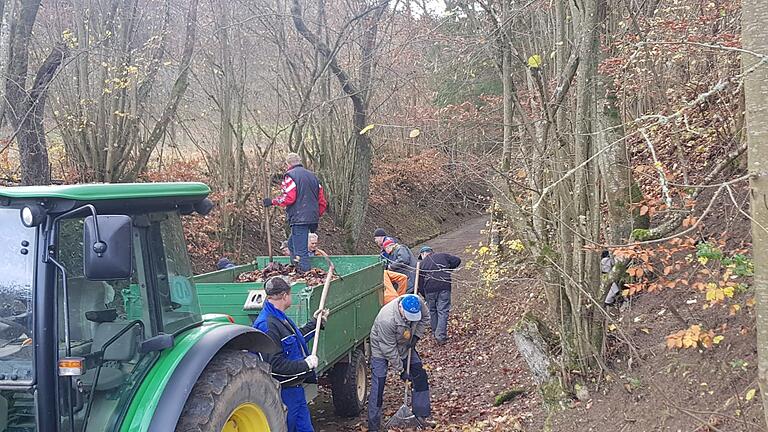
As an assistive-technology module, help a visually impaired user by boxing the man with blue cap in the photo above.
[367,294,434,431]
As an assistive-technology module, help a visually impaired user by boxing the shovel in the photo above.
[384,340,425,430]
[263,211,278,272]
[385,263,427,430]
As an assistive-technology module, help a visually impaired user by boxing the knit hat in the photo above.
[265,276,292,296]
[374,228,387,237]
[382,238,396,250]
[216,257,235,270]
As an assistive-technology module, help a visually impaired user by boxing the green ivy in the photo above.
[696,242,723,261]
[722,254,754,277]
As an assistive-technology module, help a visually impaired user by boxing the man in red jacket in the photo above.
[264,153,327,272]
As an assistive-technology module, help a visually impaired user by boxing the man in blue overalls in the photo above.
[253,276,328,432]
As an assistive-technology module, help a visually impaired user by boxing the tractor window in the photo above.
[0,208,35,385]
[55,217,158,432]
[56,218,146,346]
[148,213,202,333]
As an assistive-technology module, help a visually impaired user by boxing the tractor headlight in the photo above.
[20,205,45,227]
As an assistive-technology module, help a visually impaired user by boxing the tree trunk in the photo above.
[129,0,198,179]
[500,1,513,172]
[5,0,66,185]
[290,0,387,250]
[743,0,768,424]
[513,312,565,407]
[594,0,644,243]
[596,75,647,244]
[0,0,9,129]
[560,0,602,371]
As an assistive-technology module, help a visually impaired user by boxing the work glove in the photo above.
[400,370,412,382]
[407,335,420,349]
[313,308,330,328]
[262,198,273,207]
[305,355,319,369]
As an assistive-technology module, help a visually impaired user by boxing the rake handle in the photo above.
[403,346,413,404]
[311,260,334,358]
[261,160,274,262]
[413,261,421,297]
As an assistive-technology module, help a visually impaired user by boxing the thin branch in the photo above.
[640,128,672,208]
[639,41,768,59]
[727,184,768,235]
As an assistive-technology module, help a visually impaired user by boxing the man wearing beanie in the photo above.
[373,228,397,264]
[382,238,418,293]
[373,227,387,246]
[253,276,328,432]
[264,153,327,272]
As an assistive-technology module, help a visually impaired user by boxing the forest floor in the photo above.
[311,206,766,431]
[311,215,544,431]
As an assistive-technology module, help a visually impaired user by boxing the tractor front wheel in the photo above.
[175,349,287,432]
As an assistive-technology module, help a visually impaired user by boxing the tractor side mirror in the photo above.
[83,215,133,281]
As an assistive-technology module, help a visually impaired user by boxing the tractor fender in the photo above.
[147,324,279,432]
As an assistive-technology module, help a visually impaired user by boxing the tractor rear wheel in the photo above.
[329,346,368,417]
[175,349,286,432]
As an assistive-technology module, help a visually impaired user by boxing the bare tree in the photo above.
[290,0,389,248]
[48,0,199,182]
[5,0,66,185]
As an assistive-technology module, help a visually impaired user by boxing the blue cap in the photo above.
[419,246,433,255]
[400,294,422,321]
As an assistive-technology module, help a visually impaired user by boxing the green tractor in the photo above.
[0,182,288,432]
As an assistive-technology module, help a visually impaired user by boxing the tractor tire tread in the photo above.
[175,349,286,432]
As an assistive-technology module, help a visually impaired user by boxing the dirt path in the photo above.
[311,215,542,431]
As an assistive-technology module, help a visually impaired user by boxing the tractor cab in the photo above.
[0,183,213,432]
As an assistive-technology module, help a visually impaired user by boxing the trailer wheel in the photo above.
[330,347,368,417]
[175,349,287,432]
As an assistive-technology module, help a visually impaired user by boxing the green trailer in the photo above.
[194,255,384,416]
[0,181,381,432]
